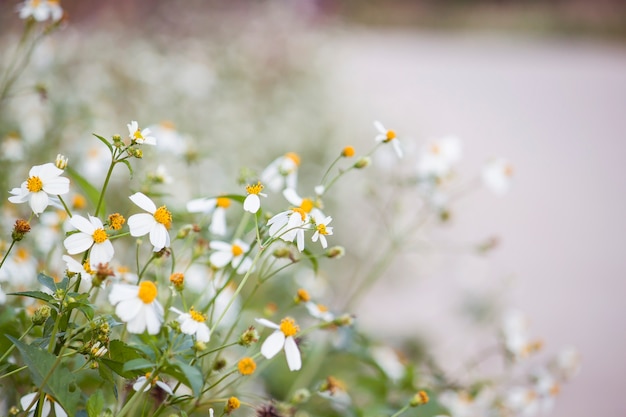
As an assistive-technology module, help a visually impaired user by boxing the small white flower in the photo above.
[502,310,542,360]
[63,215,114,269]
[133,373,173,395]
[127,192,172,251]
[305,302,334,322]
[255,317,302,371]
[209,239,252,274]
[8,163,69,215]
[127,120,156,145]
[17,0,63,22]
[170,307,211,343]
[187,196,231,236]
[417,136,462,178]
[311,216,333,249]
[243,182,267,213]
[267,208,308,251]
[109,281,164,335]
[482,157,513,195]
[283,189,325,223]
[261,152,300,192]
[505,386,540,416]
[374,120,403,158]
[62,255,94,284]
[551,346,581,380]
[20,392,68,417]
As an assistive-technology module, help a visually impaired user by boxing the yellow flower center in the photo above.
[226,397,241,412]
[133,129,144,140]
[430,144,441,155]
[189,307,206,323]
[246,181,264,195]
[279,317,299,337]
[231,244,244,256]
[296,288,310,302]
[317,303,329,312]
[26,176,43,192]
[73,195,87,209]
[504,164,514,177]
[342,146,355,157]
[385,130,396,141]
[292,207,307,222]
[16,247,29,262]
[83,260,95,275]
[108,213,125,230]
[169,272,184,286]
[92,228,108,244]
[300,198,314,213]
[153,206,172,229]
[216,197,231,208]
[238,357,257,376]
[316,223,328,235]
[137,281,158,304]
[285,152,301,166]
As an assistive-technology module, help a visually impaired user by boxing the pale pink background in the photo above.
[323,30,626,417]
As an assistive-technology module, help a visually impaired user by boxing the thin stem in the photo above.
[57,195,72,217]
[0,240,17,270]
[94,151,118,217]
[389,405,410,417]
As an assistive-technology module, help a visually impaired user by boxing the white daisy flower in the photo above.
[8,163,69,215]
[108,281,164,335]
[482,157,513,195]
[17,0,63,22]
[62,255,94,284]
[505,386,539,416]
[255,317,302,371]
[305,302,334,322]
[283,189,325,223]
[170,307,211,343]
[243,182,267,213]
[186,196,231,236]
[417,136,462,178]
[127,120,156,146]
[63,215,114,269]
[20,392,67,417]
[209,239,252,274]
[260,152,300,192]
[311,216,333,249]
[374,120,403,158]
[267,208,308,251]
[501,309,542,360]
[127,192,172,252]
[133,373,174,395]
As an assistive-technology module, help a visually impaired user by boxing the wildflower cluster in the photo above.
[0,4,579,417]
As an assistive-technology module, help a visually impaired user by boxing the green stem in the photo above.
[0,323,33,363]
[0,240,17,270]
[94,151,118,217]
[389,405,410,417]
[57,195,72,217]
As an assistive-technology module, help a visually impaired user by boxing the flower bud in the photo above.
[238,326,259,347]
[55,154,68,170]
[325,246,345,259]
[225,397,240,414]
[112,134,123,147]
[169,273,185,292]
[341,146,355,158]
[409,390,429,407]
[291,388,311,404]
[11,219,31,241]
[354,157,371,169]
[273,247,291,258]
[32,305,52,325]
[333,314,354,327]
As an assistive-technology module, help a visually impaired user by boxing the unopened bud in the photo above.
[225,397,240,414]
[238,326,259,347]
[112,135,123,147]
[273,247,291,258]
[333,314,354,327]
[409,390,429,407]
[11,219,31,241]
[32,305,52,325]
[169,273,184,292]
[213,358,227,371]
[291,388,311,404]
[341,146,355,158]
[55,154,68,170]
[354,157,371,169]
[176,224,195,239]
[193,341,207,352]
[325,246,345,259]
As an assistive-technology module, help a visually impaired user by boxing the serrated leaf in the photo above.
[86,390,104,417]
[93,133,113,152]
[8,336,80,413]
[8,291,54,303]
[37,273,57,292]
[167,361,203,396]
[123,358,154,373]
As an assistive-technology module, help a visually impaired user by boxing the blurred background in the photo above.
[2,1,625,416]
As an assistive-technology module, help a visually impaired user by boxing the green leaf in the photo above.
[86,390,104,417]
[119,159,134,178]
[100,340,145,378]
[167,361,203,396]
[8,291,54,303]
[37,273,57,292]
[123,358,154,373]
[8,336,80,413]
[93,133,113,152]
[65,166,103,212]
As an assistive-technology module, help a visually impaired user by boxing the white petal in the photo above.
[126,310,148,334]
[64,233,93,255]
[255,318,280,330]
[196,324,211,343]
[90,241,114,266]
[186,197,215,213]
[210,251,232,269]
[261,331,285,359]
[209,208,227,236]
[209,241,232,251]
[42,176,69,195]
[282,188,302,206]
[156,380,173,395]
[243,194,260,213]
[235,257,252,274]
[319,234,328,249]
[149,224,168,251]
[373,120,386,134]
[393,140,404,158]
[38,163,63,179]
[144,304,163,335]
[69,215,95,234]
[128,213,156,237]
[133,377,150,392]
[88,215,105,229]
[20,393,38,412]
[284,336,302,371]
[129,192,156,213]
[116,298,143,322]
[54,402,68,417]
[109,284,139,305]
[29,191,49,214]
[180,318,198,335]
[296,230,305,252]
